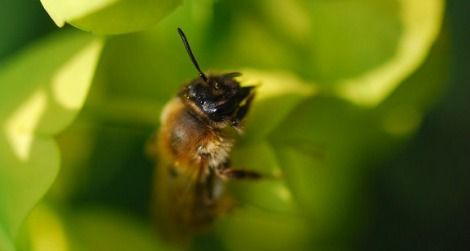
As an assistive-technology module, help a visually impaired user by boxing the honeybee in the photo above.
[150,28,260,242]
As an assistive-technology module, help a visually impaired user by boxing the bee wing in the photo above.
[152,156,208,240]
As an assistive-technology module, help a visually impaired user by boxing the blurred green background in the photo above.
[0,0,468,251]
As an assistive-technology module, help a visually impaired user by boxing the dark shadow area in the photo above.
[363,1,470,250]
[0,0,56,60]
[58,116,156,219]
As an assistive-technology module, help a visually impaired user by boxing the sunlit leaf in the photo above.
[40,0,181,34]
[80,0,216,123]
[26,205,69,251]
[0,31,103,246]
[23,205,175,251]
[210,0,444,106]
[237,69,316,141]
[0,226,15,251]
[334,0,445,106]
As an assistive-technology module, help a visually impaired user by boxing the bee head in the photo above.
[177,28,255,128]
[180,73,255,125]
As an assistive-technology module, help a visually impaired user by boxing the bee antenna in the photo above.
[177,28,208,82]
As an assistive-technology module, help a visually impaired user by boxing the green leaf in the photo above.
[40,0,182,34]
[237,70,316,141]
[0,226,15,251]
[210,0,444,106]
[267,28,450,238]
[0,32,103,246]
[230,141,296,213]
[67,209,175,251]
[269,98,382,235]
[333,0,445,106]
[217,207,310,251]
[23,205,175,251]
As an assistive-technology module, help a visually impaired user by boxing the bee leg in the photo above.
[204,171,218,202]
[218,169,262,180]
[215,162,262,180]
[231,93,255,127]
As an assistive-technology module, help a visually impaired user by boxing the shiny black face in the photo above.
[179,72,255,125]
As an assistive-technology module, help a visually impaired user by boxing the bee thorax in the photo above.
[196,138,232,168]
